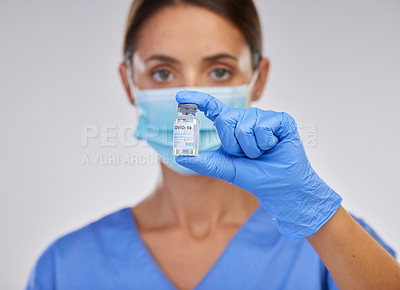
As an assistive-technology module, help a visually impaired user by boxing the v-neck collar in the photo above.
[124,204,263,289]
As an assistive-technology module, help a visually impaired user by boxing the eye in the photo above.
[209,68,231,81]
[152,69,175,82]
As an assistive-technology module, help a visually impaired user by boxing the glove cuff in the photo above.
[275,180,343,240]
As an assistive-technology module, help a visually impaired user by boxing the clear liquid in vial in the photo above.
[173,104,200,156]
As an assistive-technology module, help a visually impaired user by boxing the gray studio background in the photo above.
[1,0,399,288]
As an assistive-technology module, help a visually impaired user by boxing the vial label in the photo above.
[173,120,195,151]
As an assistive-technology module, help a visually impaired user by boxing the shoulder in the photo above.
[25,207,132,289]
[51,207,132,255]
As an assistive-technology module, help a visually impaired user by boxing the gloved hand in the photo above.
[175,90,342,240]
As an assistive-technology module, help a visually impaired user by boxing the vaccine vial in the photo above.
[173,103,200,156]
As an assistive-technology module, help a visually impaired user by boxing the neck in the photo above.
[134,163,260,238]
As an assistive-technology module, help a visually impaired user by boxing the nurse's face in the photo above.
[119,4,269,105]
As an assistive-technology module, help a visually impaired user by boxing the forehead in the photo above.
[134,4,251,61]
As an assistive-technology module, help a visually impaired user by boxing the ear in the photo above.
[118,62,135,106]
[249,57,270,102]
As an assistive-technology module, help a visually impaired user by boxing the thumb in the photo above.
[175,147,235,182]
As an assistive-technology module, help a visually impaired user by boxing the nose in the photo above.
[180,69,204,87]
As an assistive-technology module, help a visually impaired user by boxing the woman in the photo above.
[26,0,400,289]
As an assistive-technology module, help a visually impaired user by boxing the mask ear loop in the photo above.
[246,68,260,108]
[124,54,138,99]
[123,54,142,137]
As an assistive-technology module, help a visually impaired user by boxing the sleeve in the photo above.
[25,242,57,290]
[324,213,397,290]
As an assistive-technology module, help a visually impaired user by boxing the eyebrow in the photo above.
[145,55,180,64]
[144,53,238,64]
[203,53,238,62]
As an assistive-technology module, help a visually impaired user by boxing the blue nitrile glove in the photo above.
[175,91,342,240]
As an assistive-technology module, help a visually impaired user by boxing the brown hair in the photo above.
[122,0,262,70]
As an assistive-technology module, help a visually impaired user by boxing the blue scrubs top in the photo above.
[26,205,396,290]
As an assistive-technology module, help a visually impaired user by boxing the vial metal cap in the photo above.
[177,103,198,114]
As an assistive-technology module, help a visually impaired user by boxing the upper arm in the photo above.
[25,242,56,290]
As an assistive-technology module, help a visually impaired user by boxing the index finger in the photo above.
[176,90,229,122]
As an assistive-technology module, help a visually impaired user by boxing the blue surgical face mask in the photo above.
[129,71,259,175]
